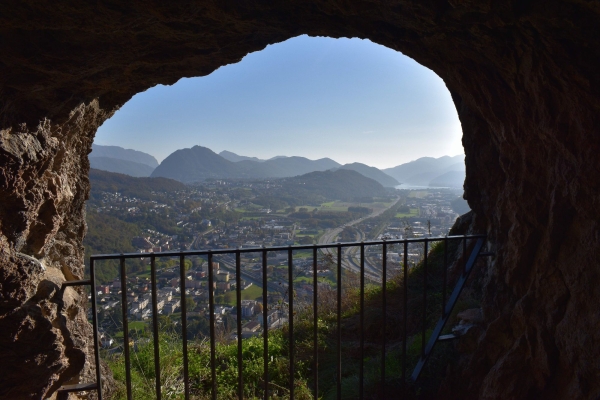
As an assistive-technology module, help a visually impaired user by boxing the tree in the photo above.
[185,297,196,311]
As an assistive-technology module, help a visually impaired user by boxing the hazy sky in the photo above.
[95,35,463,169]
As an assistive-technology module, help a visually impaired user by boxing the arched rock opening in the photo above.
[1,1,599,398]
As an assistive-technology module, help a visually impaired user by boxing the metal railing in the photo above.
[59,234,487,399]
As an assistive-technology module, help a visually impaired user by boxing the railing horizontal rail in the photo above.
[89,234,486,260]
[83,234,486,400]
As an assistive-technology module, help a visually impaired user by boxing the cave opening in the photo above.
[2,2,600,399]
[85,35,470,399]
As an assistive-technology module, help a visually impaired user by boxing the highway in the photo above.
[317,196,401,282]
[193,197,400,292]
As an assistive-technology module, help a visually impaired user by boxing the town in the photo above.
[86,176,468,348]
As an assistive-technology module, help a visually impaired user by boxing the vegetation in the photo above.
[90,168,186,200]
[84,209,146,283]
[106,238,481,399]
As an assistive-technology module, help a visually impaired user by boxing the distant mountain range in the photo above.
[89,144,159,177]
[90,144,464,188]
[219,151,288,163]
[383,155,465,187]
[151,146,342,183]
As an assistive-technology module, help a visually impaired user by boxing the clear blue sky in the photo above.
[95,35,463,169]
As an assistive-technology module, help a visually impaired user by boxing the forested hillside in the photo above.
[89,168,186,200]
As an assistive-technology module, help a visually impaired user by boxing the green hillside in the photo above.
[89,168,187,200]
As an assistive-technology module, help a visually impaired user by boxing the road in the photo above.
[190,227,215,249]
[317,197,401,282]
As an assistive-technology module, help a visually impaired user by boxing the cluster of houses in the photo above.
[96,279,181,320]
[95,258,293,341]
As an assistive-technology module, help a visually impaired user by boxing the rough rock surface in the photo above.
[1,1,600,398]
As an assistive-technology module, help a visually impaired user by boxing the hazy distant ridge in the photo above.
[89,157,156,178]
[336,163,399,187]
[219,150,263,163]
[216,150,398,186]
[90,144,159,168]
[383,155,465,187]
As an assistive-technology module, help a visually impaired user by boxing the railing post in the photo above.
[207,252,217,400]
[90,258,103,400]
[119,256,132,400]
[359,242,365,399]
[402,241,408,394]
[235,249,243,400]
[179,253,190,399]
[422,239,428,359]
[381,241,387,397]
[288,247,295,399]
[150,254,162,400]
[443,236,448,317]
[312,245,319,399]
[336,244,342,400]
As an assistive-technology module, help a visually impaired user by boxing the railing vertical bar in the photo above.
[179,254,189,400]
[90,258,103,400]
[119,257,132,400]
[262,248,269,400]
[402,241,408,393]
[312,245,319,399]
[150,255,161,400]
[442,236,448,317]
[381,242,387,396]
[422,239,428,359]
[207,253,217,400]
[359,243,365,399]
[336,245,342,400]
[463,234,467,274]
[288,247,295,399]
[236,250,243,400]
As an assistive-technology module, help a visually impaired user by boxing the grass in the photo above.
[128,321,147,331]
[241,284,263,300]
[319,201,351,212]
[291,250,313,258]
[218,284,264,305]
[395,208,419,218]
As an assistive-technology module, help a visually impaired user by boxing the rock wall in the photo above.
[0,102,113,398]
[1,1,599,398]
